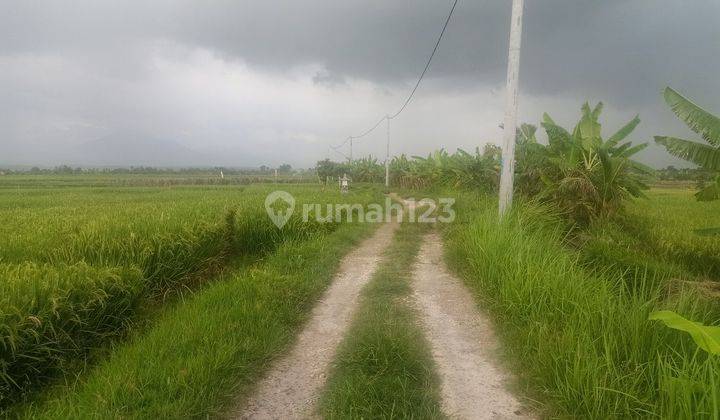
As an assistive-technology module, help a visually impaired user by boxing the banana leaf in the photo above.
[649,310,720,355]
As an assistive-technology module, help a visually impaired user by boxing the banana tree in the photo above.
[654,87,720,201]
[389,148,499,191]
[350,156,383,182]
[522,102,650,225]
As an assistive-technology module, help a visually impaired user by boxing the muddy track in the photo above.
[231,221,398,419]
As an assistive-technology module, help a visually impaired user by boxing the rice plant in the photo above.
[0,263,143,406]
[0,183,382,407]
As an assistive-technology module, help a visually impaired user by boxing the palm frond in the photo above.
[574,103,602,145]
[542,118,574,152]
[663,87,720,145]
[606,115,640,148]
[616,143,648,158]
[654,136,720,170]
[542,112,557,125]
[627,160,655,175]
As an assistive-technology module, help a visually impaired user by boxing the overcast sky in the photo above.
[1,0,718,168]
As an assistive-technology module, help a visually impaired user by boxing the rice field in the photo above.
[3,174,719,418]
[625,188,720,279]
[0,173,317,189]
[16,219,377,419]
[0,179,381,409]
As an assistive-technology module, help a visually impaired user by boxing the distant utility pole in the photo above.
[349,137,353,162]
[385,116,391,188]
[498,0,524,218]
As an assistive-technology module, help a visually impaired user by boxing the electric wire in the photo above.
[331,0,459,152]
[388,0,458,120]
[330,146,349,160]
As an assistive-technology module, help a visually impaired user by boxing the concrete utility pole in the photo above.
[349,137,353,162]
[385,116,390,188]
[498,0,524,218]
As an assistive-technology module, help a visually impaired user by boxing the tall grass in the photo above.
[444,194,719,418]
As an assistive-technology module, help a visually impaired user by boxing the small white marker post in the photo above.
[340,173,350,194]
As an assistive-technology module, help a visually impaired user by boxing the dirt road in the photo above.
[232,221,397,419]
[411,232,529,419]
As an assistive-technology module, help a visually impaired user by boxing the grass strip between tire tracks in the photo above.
[319,221,444,419]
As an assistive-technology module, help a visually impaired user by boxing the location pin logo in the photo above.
[265,191,295,229]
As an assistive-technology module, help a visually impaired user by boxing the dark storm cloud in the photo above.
[3,0,718,104]
[0,0,718,167]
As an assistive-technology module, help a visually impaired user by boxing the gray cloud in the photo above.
[0,1,718,167]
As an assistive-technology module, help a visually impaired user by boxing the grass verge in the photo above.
[319,221,444,419]
[12,222,376,418]
[443,193,719,418]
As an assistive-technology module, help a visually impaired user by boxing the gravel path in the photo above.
[411,232,530,419]
[231,221,398,419]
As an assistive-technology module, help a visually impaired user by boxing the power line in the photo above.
[332,0,459,151]
[332,137,351,149]
[388,0,458,120]
[330,138,353,161]
[330,145,349,161]
[330,140,349,150]
[350,116,387,140]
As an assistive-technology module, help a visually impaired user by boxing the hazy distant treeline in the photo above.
[0,163,308,176]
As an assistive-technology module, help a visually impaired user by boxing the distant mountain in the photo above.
[74,134,213,167]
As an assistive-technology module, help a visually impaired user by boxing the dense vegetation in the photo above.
[657,166,714,183]
[515,103,651,226]
[16,217,375,418]
[4,94,719,418]
[316,145,500,191]
[319,103,650,227]
[0,183,379,410]
[348,99,719,417]
[444,192,720,418]
[0,164,299,176]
